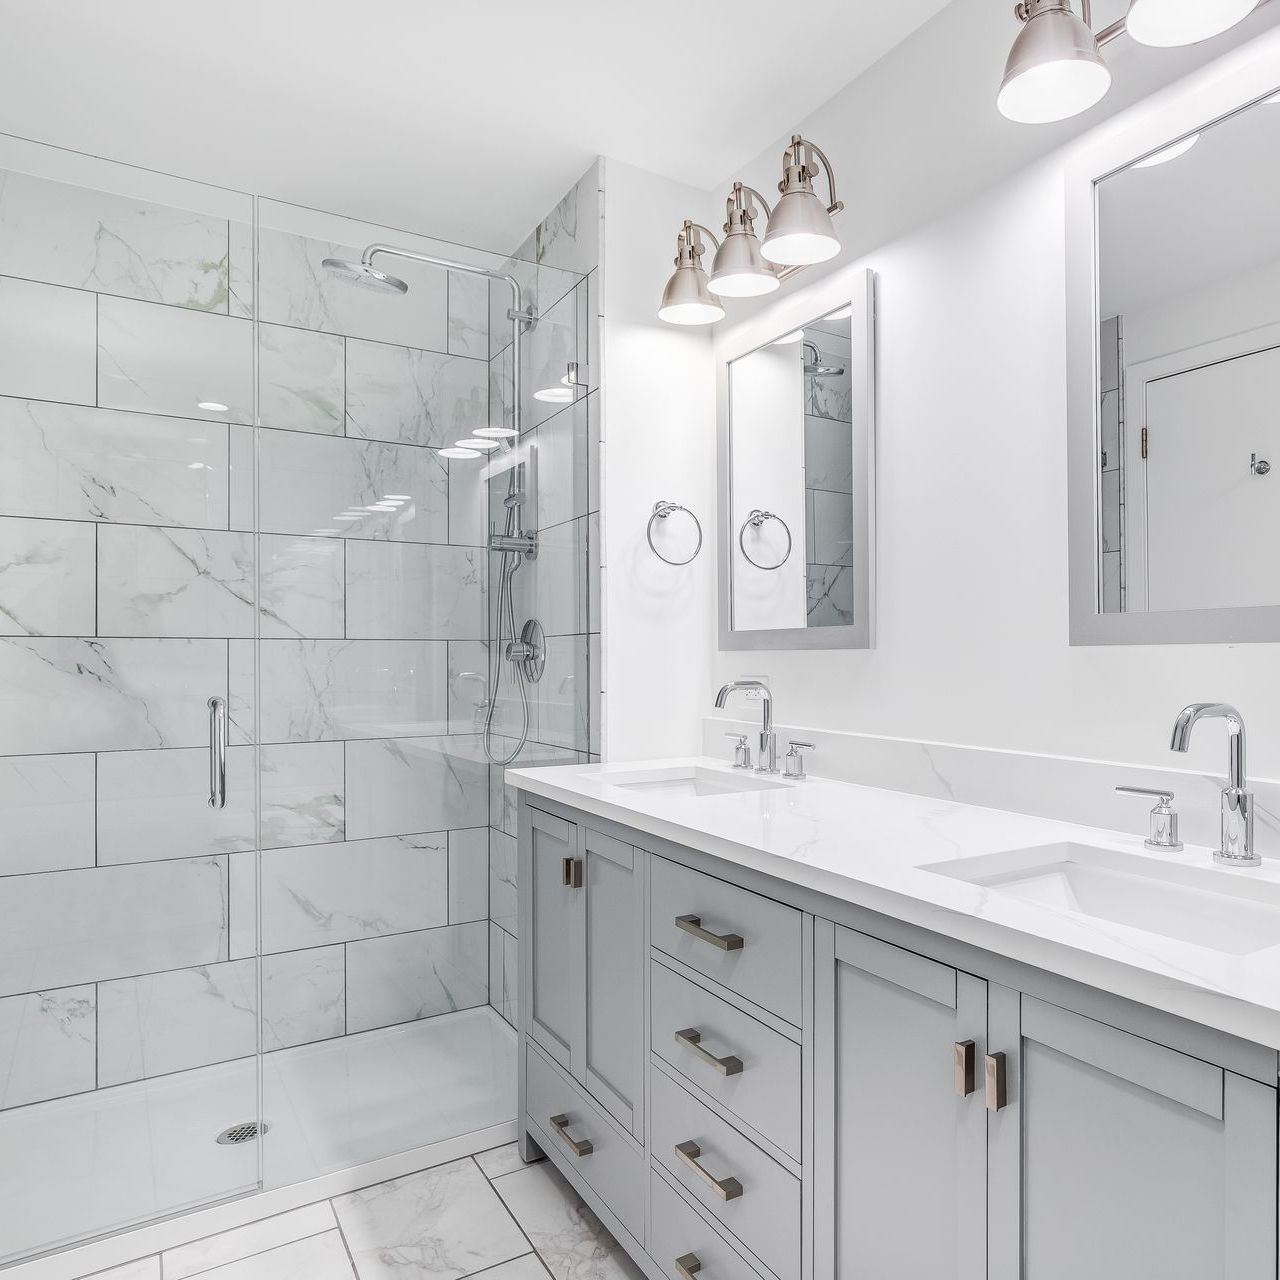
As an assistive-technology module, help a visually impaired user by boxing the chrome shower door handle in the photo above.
[207,696,228,810]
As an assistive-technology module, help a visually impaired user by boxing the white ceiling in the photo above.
[0,0,952,254]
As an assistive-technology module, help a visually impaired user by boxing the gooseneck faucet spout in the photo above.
[715,680,777,775]
[1169,703,1257,867]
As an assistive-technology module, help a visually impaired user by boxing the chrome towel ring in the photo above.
[738,508,793,571]
[647,500,703,566]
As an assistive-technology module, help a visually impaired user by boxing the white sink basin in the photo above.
[924,842,1280,955]
[605,766,788,800]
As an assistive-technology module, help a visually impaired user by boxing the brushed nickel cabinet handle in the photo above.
[675,1139,743,1201]
[985,1052,1008,1112]
[549,1113,593,1157]
[675,1028,744,1077]
[675,914,744,952]
[561,857,583,889]
[954,1040,976,1097]
[676,1254,702,1280]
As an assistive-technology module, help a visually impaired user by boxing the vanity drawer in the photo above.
[649,1166,769,1280]
[650,959,801,1161]
[651,855,803,1025]
[525,1041,643,1242]
[650,1065,800,1280]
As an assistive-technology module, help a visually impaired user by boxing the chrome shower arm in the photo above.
[360,243,524,311]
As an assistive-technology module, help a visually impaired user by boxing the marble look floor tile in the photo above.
[162,1202,337,1280]
[97,296,253,425]
[0,752,95,875]
[260,535,345,638]
[260,834,449,952]
[345,922,488,1033]
[494,1163,645,1280]
[192,1230,355,1280]
[475,1141,540,1181]
[0,985,96,1109]
[346,542,486,641]
[97,526,255,638]
[474,1258,551,1280]
[260,742,346,849]
[0,398,229,529]
[0,517,96,636]
[0,276,97,405]
[332,1155,527,1280]
[262,946,345,1051]
[259,323,345,435]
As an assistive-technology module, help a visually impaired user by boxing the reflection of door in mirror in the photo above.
[1096,91,1280,618]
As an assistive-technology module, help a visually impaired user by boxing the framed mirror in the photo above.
[1066,51,1280,644]
[717,269,875,650]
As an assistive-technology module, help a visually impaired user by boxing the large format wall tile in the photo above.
[258,323,344,435]
[449,828,489,924]
[529,397,590,531]
[260,833,449,952]
[809,487,855,567]
[98,526,255,638]
[260,535,345,639]
[260,742,345,848]
[0,398,229,528]
[345,921,488,1033]
[258,429,448,543]
[448,271,490,360]
[0,986,95,1109]
[0,276,97,405]
[511,517,587,637]
[0,169,232,311]
[0,638,226,754]
[448,455,489,547]
[97,746,256,864]
[0,857,227,997]
[97,958,257,1086]
[346,542,485,640]
[0,753,95,875]
[98,296,253,424]
[804,415,855,494]
[535,635,589,752]
[0,517,96,636]
[346,735,489,840]
[257,228,447,350]
[807,565,855,627]
[256,639,448,742]
[446,641,490,736]
[345,339,488,448]
[489,831,517,937]
[262,946,345,1050]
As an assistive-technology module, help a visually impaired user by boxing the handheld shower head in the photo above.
[322,257,409,295]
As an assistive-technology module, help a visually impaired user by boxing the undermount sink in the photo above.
[605,765,788,799]
[924,842,1280,956]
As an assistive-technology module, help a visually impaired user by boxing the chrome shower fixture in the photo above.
[998,0,1264,125]
[321,257,410,293]
[659,134,843,326]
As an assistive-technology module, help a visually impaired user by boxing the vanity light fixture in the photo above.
[998,0,1264,123]
[1131,132,1200,166]
[658,134,842,325]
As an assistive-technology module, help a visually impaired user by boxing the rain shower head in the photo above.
[321,257,410,294]
[802,340,845,378]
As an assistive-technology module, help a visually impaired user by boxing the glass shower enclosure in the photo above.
[0,135,591,1264]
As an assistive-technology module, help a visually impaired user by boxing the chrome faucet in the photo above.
[1170,703,1258,867]
[715,680,778,774]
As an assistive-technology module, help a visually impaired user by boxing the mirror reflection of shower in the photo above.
[324,243,544,765]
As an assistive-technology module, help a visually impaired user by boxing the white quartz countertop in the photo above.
[508,757,1280,1053]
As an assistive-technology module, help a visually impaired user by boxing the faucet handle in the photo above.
[1115,785,1183,851]
[785,740,816,780]
[724,732,752,770]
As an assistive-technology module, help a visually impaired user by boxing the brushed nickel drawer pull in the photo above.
[549,1113,593,1157]
[675,1139,743,1201]
[561,857,583,889]
[954,1040,976,1097]
[676,1254,702,1280]
[675,1027,744,1077]
[985,1052,1008,1112]
[675,914,744,952]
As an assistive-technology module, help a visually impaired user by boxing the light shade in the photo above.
[1131,133,1200,168]
[1125,0,1259,47]
[709,227,780,297]
[760,188,840,266]
[658,261,726,326]
[998,4,1111,124]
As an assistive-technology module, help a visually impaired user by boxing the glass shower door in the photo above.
[0,140,262,1262]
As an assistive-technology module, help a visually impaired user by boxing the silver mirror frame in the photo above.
[717,268,876,651]
[1065,38,1280,645]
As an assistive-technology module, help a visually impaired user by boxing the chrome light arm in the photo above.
[784,135,844,215]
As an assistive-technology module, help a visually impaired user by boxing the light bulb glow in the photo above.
[1125,0,1260,47]
[440,446,481,459]
[197,400,230,413]
[1131,133,1200,168]
[708,269,780,298]
[998,58,1111,124]
[474,426,518,439]
[760,230,841,266]
[533,385,573,404]
[656,301,725,326]
[455,438,500,451]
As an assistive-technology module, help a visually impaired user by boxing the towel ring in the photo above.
[738,509,793,571]
[647,500,703,566]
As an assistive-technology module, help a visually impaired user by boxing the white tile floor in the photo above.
[80,1145,646,1280]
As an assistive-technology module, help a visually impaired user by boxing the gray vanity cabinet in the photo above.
[987,989,1277,1280]
[814,923,988,1280]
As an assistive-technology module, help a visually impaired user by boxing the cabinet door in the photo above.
[526,808,583,1073]
[815,924,987,1280]
[988,989,1277,1280]
[582,827,644,1135]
